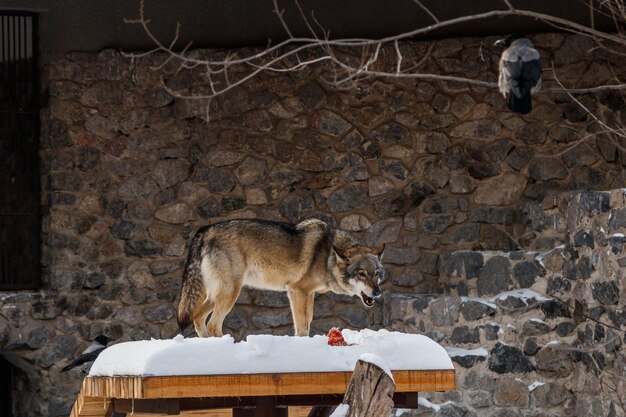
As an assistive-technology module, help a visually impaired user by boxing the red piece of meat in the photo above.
[327,327,347,346]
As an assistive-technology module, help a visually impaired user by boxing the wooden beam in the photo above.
[70,393,112,417]
[83,370,455,399]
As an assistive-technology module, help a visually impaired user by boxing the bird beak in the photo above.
[494,39,507,48]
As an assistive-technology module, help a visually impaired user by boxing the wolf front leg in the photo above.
[287,288,312,336]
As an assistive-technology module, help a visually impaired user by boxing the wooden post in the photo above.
[340,359,396,417]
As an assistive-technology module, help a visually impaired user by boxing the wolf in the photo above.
[176,218,385,337]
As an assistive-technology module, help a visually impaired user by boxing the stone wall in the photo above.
[1,33,626,416]
[386,190,626,417]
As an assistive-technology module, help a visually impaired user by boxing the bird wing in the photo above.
[499,45,541,98]
[61,347,105,372]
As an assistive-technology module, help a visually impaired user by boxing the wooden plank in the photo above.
[69,393,111,417]
[83,370,455,399]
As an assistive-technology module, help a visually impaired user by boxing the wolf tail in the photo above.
[177,230,206,331]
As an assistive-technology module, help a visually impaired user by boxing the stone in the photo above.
[449,175,475,194]
[340,214,372,232]
[328,183,368,212]
[535,345,575,377]
[338,308,369,328]
[556,321,577,336]
[450,120,501,139]
[379,159,408,180]
[471,207,517,224]
[224,308,248,330]
[430,297,460,326]
[468,161,500,179]
[373,194,408,218]
[422,214,454,234]
[222,196,246,212]
[197,198,221,219]
[279,193,315,222]
[363,219,402,246]
[507,147,533,171]
[322,152,362,172]
[441,146,465,170]
[441,224,480,245]
[317,110,352,136]
[36,334,77,368]
[468,390,491,408]
[524,338,540,356]
[452,355,485,368]
[27,326,56,349]
[474,173,527,206]
[445,251,484,279]
[451,326,480,344]
[485,323,500,340]
[206,150,244,167]
[372,121,411,144]
[460,300,496,321]
[514,261,545,288]
[462,370,495,391]
[488,139,515,162]
[515,122,547,145]
[118,177,158,200]
[206,168,236,193]
[592,281,620,305]
[476,256,512,296]
[404,181,435,207]
[84,272,106,289]
[532,383,572,407]
[489,342,534,373]
[124,239,163,257]
[563,143,600,167]
[235,157,268,186]
[155,203,193,224]
[391,268,424,287]
[522,319,551,336]
[251,309,293,328]
[434,404,476,417]
[368,176,395,197]
[296,82,325,111]
[144,306,174,323]
[450,93,476,118]
[528,157,568,181]
[494,377,530,407]
[383,246,419,265]
[555,34,595,63]
[110,219,134,240]
[152,159,190,189]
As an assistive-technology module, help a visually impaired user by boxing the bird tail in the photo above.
[507,91,532,114]
[177,231,207,331]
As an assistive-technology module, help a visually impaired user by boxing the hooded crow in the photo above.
[61,335,113,373]
[495,34,542,114]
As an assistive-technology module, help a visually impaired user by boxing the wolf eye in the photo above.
[358,270,367,277]
[374,270,380,277]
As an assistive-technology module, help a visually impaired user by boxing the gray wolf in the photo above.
[61,335,113,373]
[495,34,542,114]
[177,218,385,337]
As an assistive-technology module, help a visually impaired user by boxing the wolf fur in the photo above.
[177,218,385,337]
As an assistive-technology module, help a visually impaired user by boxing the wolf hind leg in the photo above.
[206,283,242,337]
[193,299,214,338]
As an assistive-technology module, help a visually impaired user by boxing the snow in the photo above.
[444,347,488,358]
[359,353,394,382]
[528,381,545,391]
[491,289,550,303]
[417,398,442,411]
[460,297,497,309]
[330,404,349,417]
[89,329,453,377]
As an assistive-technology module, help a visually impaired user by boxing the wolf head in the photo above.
[334,244,386,307]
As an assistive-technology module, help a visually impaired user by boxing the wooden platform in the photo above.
[71,370,456,417]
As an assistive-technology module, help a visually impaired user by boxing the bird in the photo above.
[61,335,113,373]
[494,34,542,114]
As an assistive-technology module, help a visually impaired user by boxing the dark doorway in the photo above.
[0,356,13,416]
[0,12,40,289]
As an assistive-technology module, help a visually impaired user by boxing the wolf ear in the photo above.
[371,243,385,258]
[334,246,356,262]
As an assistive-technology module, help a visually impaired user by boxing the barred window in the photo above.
[0,12,40,289]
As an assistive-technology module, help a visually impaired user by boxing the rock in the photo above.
[206,168,236,193]
[235,157,268,186]
[379,159,408,180]
[532,383,572,407]
[363,219,402,246]
[372,121,411,144]
[155,203,193,224]
[489,342,534,373]
[317,110,352,136]
[494,377,530,407]
[528,157,568,181]
[468,161,500,179]
[153,159,190,189]
[445,251,484,279]
[368,176,395,197]
[296,82,325,111]
[522,319,551,336]
[592,281,620,305]
[340,214,372,231]
[124,239,163,257]
[451,326,480,344]
[524,338,540,356]
[222,196,246,212]
[515,122,547,145]
[461,300,496,321]
[535,344,575,377]
[471,207,517,224]
[383,246,419,265]
[556,321,577,336]
[391,268,424,287]
[485,323,500,341]
[206,150,244,167]
[144,306,174,323]
[450,93,476,118]
[430,297,460,326]
[252,290,290,308]
[251,309,293,328]
[452,355,486,368]
[373,194,408,218]
[197,198,221,219]
[450,120,501,139]
[474,174,527,205]
[322,152,362,172]
[422,214,454,234]
[404,181,435,207]
[449,175,475,194]
[541,300,571,318]
[476,256,512,296]
[279,194,315,222]
[514,260,545,288]
[36,334,77,368]
[507,147,533,171]
[27,326,56,349]
[328,183,368,212]
[563,143,600,167]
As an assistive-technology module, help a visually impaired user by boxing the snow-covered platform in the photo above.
[71,329,456,417]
